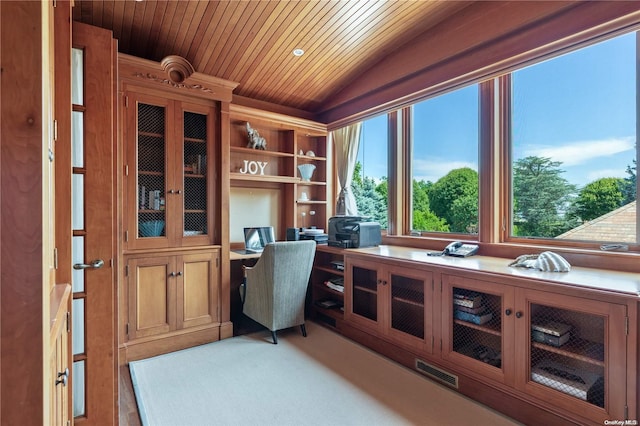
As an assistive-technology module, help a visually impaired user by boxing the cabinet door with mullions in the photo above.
[177,102,216,247]
[517,288,628,421]
[128,94,172,249]
[441,274,515,385]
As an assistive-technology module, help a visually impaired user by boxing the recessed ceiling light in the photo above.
[292,48,305,57]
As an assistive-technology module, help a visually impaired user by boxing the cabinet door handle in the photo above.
[505,309,512,316]
[515,311,523,318]
[177,271,183,276]
[168,189,175,194]
[169,272,176,277]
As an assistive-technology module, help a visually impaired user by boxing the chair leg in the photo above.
[271,330,278,344]
[300,324,307,337]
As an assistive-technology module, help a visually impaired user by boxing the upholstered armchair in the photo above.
[241,240,316,344]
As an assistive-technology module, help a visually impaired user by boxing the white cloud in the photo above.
[524,137,634,166]
[412,159,477,182]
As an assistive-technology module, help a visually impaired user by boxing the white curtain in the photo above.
[332,123,362,216]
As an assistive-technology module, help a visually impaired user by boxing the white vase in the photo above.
[298,164,316,181]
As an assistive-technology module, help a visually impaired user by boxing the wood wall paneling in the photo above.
[1,1,46,424]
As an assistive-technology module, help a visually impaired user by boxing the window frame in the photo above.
[335,16,640,270]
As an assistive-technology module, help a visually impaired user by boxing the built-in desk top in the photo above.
[345,245,640,297]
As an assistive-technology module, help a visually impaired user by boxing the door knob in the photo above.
[73,259,104,270]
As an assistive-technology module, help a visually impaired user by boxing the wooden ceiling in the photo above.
[72,1,472,115]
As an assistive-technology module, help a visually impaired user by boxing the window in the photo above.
[353,115,389,228]
[410,84,480,235]
[509,32,637,245]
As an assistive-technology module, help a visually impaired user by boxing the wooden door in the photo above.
[124,91,173,250]
[71,22,116,423]
[128,255,175,339]
[441,273,515,385]
[385,263,433,353]
[515,288,628,422]
[177,250,220,329]
[344,257,382,331]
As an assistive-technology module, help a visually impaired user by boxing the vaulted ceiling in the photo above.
[72,1,472,115]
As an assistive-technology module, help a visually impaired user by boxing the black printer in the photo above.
[328,216,381,248]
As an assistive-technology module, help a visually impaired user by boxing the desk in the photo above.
[230,250,261,261]
[229,249,262,335]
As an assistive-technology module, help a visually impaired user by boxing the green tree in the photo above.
[428,168,478,233]
[351,162,388,227]
[513,156,576,237]
[411,179,449,232]
[571,177,625,221]
[622,159,636,205]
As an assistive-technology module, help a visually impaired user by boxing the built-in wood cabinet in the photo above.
[322,246,638,425]
[118,54,237,363]
[123,91,217,250]
[442,272,628,421]
[126,250,220,340]
[228,105,329,236]
[344,255,434,353]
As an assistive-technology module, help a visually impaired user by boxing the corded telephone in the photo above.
[428,241,479,257]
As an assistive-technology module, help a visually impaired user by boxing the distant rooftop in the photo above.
[556,201,636,243]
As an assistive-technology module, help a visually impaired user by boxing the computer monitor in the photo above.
[243,226,276,253]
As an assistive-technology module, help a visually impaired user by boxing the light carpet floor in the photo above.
[129,322,520,426]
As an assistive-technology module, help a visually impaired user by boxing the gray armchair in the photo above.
[241,240,316,344]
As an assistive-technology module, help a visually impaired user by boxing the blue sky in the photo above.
[358,32,636,189]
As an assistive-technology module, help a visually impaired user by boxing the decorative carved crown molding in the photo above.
[133,72,215,94]
[160,55,195,83]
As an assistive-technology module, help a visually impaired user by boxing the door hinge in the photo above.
[625,316,629,335]
[125,164,129,176]
[126,323,129,336]
[53,119,58,142]
[66,311,71,333]
[125,265,129,277]
[124,95,129,108]
[53,247,58,270]
[216,257,219,268]
[125,230,129,243]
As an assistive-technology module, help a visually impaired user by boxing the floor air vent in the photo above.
[415,359,458,388]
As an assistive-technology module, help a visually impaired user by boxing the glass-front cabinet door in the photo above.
[441,274,515,384]
[128,94,171,249]
[345,258,381,331]
[387,264,433,353]
[178,103,215,247]
[125,92,215,249]
[516,288,627,422]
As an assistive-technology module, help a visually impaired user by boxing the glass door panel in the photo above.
[137,103,167,239]
[183,110,208,237]
[452,286,503,368]
[529,304,605,408]
[352,265,378,321]
[390,274,425,339]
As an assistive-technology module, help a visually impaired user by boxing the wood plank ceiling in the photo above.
[73,0,472,114]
